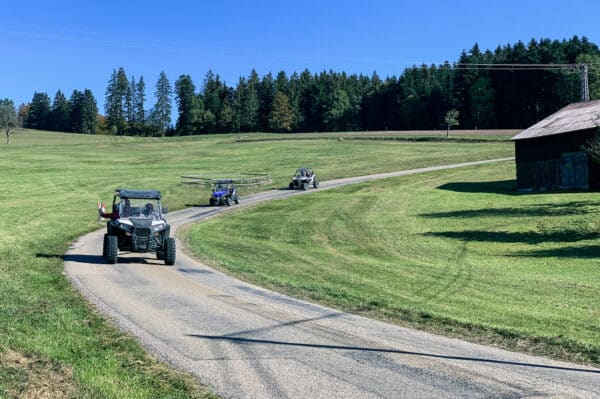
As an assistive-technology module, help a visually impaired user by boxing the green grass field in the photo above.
[0,130,512,398]
[184,160,600,366]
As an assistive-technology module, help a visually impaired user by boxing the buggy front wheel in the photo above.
[164,237,176,266]
[105,235,118,264]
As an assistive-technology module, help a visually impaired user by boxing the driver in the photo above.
[143,202,154,217]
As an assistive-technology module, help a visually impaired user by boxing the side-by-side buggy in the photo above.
[289,167,319,190]
[209,179,239,206]
[100,189,176,265]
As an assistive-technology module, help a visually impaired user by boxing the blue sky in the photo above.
[1,0,598,113]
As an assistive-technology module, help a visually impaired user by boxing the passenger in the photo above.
[121,198,131,218]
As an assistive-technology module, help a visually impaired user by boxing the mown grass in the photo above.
[184,160,600,366]
[0,129,512,397]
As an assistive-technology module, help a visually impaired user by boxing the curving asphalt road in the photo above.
[65,157,600,398]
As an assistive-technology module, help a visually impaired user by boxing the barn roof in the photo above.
[512,99,600,141]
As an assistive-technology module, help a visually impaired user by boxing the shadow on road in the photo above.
[185,334,600,374]
[221,312,344,338]
[38,252,160,265]
[37,253,107,265]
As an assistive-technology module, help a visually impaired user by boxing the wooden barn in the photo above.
[512,100,600,191]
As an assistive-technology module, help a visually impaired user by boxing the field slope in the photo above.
[184,160,600,365]
[0,130,512,397]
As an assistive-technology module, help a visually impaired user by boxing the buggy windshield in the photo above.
[119,198,161,220]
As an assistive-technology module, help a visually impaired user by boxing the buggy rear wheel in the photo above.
[209,197,215,206]
[234,197,239,204]
[289,182,294,190]
[313,178,319,188]
[105,235,118,264]
[302,182,308,190]
[225,197,231,206]
[164,237,176,266]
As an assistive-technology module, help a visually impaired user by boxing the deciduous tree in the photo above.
[268,92,293,132]
[0,99,22,144]
[444,109,459,137]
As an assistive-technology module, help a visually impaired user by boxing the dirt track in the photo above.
[65,157,600,398]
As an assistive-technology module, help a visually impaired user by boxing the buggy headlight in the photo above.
[152,223,164,232]
[117,222,133,232]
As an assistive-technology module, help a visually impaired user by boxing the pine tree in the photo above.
[81,89,99,134]
[105,68,129,135]
[154,71,172,135]
[258,72,275,131]
[50,90,70,132]
[26,92,51,130]
[135,76,146,125]
[126,75,136,125]
[69,90,85,133]
[234,70,260,132]
[175,74,198,135]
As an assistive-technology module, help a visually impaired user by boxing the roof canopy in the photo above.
[512,99,600,141]
[115,189,162,200]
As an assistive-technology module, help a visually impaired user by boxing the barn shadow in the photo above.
[424,230,597,244]
[420,201,599,219]
[437,179,597,196]
[436,180,517,195]
[509,245,600,259]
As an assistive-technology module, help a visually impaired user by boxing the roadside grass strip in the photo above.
[185,161,600,366]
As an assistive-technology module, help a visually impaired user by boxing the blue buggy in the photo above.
[209,180,239,206]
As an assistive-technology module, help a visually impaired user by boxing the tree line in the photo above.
[14,36,600,136]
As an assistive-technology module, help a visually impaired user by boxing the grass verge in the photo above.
[183,161,600,366]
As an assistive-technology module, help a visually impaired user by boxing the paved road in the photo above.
[65,158,600,398]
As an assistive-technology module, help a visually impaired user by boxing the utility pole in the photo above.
[580,64,590,102]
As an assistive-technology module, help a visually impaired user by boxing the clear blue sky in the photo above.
[1,0,598,114]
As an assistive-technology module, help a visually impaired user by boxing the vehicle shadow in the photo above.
[36,253,160,265]
[37,253,107,265]
[184,333,600,374]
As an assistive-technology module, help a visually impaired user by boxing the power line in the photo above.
[454,63,595,101]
